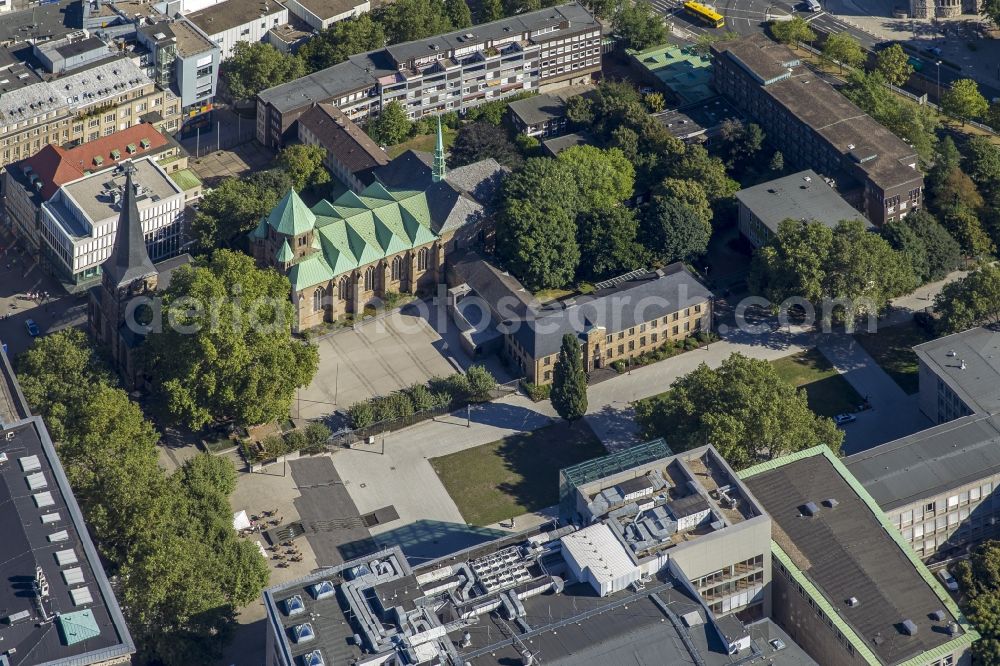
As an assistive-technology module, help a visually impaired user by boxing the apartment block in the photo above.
[256,3,601,148]
[0,56,181,169]
[38,158,186,285]
[711,35,923,226]
[741,446,977,666]
[847,327,1000,562]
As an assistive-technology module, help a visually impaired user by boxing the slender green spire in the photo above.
[432,116,446,183]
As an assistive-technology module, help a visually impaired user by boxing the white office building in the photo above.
[187,0,290,61]
[38,158,185,283]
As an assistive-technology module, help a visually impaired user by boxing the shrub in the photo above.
[283,430,307,452]
[385,391,416,419]
[432,391,453,408]
[522,381,551,402]
[612,360,626,373]
[466,365,497,402]
[430,373,471,400]
[348,400,375,429]
[406,383,436,411]
[304,421,331,447]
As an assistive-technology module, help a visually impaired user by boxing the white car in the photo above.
[937,568,959,592]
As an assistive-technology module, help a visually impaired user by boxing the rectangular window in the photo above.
[672,325,679,335]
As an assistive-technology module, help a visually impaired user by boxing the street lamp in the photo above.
[936,60,942,105]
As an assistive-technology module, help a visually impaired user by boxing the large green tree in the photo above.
[822,32,865,72]
[635,353,843,470]
[655,178,713,228]
[144,250,319,430]
[366,100,413,146]
[956,540,1000,664]
[277,144,331,192]
[222,42,305,102]
[934,264,1000,333]
[15,328,113,442]
[641,196,711,265]
[550,334,588,422]
[942,79,989,124]
[612,0,668,50]
[577,206,644,281]
[495,158,581,289]
[298,14,386,72]
[770,16,816,46]
[881,210,961,284]
[375,0,455,44]
[964,136,1000,198]
[984,0,1000,25]
[875,43,914,86]
[190,170,291,250]
[718,119,765,167]
[749,219,834,305]
[669,144,739,205]
[448,121,523,169]
[557,145,635,212]
[444,0,473,28]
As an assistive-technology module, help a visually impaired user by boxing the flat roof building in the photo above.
[736,169,870,247]
[741,446,977,665]
[282,0,370,32]
[846,327,1000,562]
[711,35,923,226]
[0,350,135,666]
[256,3,602,148]
[187,0,290,60]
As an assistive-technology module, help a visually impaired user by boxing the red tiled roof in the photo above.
[15,123,170,201]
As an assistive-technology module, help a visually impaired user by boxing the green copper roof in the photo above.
[58,609,101,646]
[276,181,440,291]
[276,239,294,263]
[249,217,268,240]
[267,190,316,237]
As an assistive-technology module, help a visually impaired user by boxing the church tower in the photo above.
[92,161,158,383]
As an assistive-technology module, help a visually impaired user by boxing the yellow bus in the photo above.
[683,1,725,28]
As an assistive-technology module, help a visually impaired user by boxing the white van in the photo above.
[805,0,821,11]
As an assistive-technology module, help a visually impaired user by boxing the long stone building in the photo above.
[255,3,602,148]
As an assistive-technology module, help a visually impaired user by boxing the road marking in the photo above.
[804,10,827,21]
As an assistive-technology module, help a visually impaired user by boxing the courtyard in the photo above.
[771,348,864,417]
[429,421,606,526]
[854,320,934,395]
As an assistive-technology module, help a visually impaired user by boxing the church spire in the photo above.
[432,116,446,183]
[103,161,156,287]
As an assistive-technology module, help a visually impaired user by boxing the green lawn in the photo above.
[771,349,863,417]
[430,422,606,526]
[854,320,934,395]
[386,127,457,159]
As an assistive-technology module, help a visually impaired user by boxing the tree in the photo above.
[550,334,588,422]
[644,91,665,113]
[823,219,917,319]
[964,136,1000,198]
[942,79,989,124]
[749,219,833,305]
[634,353,843,470]
[612,0,668,50]
[875,43,914,86]
[985,0,1000,25]
[297,15,386,71]
[956,540,1000,665]
[769,150,785,174]
[934,264,1000,333]
[143,250,319,430]
[375,0,454,44]
[557,145,635,212]
[881,210,961,284]
[277,144,331,192]
[466,365,497,401]
[655,178,712,228]
[770,16,815,46]
[479,0,504,21]
[822,32,865,72]
[641,196,711,265]
[444,0,472,28]
[15,329,113,442]
[577,206,644,281]
[989,101,1000,132]
[670,143,739,204]
[222,42,305,102]
[718,119,764,166]
[941,204,994,258]
[448,122,523,168]
[496,158,581,289]
[189,172,288,251]
[366,100,412,147]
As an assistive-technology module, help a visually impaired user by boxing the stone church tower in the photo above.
[91,162,158,387]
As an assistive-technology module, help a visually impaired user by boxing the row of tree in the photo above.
[16,330,269,664]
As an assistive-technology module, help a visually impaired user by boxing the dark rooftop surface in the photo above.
[736,169,868,232]
[744,451,966,665]
[712,37,799,84]
[846,414,1000,511]
[0,0,80,45]
[541,131,589,156]
[0,413,133,665]
[292,0,367,20]
[507,92,565,126]
[297,102,388,176]
[914,327,1000,415]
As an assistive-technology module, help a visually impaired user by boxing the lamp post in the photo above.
[936,60,942,105]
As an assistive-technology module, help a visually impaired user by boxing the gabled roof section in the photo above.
[267,190,316,237]
[288,253,335,291]
[276,239,294,263]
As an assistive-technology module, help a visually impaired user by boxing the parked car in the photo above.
[24,319,39,337]
[834,413,856,426]
[938,568,959,592]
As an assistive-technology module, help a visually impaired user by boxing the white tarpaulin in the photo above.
[233,510,251,531]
